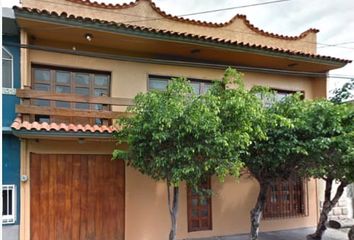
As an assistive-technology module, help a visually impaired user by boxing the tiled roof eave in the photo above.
[13,7,352,66]
[11,117,118,140]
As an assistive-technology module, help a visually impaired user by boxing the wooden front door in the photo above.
[30,154,125,240]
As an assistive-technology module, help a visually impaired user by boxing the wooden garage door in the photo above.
[30,154,125,240]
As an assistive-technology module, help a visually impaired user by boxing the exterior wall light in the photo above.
[21,175,29,182]
[84,33,93,42]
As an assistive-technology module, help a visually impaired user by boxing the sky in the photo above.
[2,0,354,93]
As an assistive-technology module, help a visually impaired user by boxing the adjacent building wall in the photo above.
[317,180,351,220]
[3,35,21,240]
[2,36,21,127]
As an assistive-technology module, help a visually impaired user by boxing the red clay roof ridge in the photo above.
[64,0,319,41]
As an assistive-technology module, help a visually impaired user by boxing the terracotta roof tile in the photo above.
[13,6,351,64]
[65,0,318,41]
[11,116,117,134]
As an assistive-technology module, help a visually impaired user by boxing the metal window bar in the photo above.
[2,185,16,224]
[263,178,308,219]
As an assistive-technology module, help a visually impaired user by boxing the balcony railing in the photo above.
[16,87,134,125]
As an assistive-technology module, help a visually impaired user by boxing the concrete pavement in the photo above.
[186,228,348,240]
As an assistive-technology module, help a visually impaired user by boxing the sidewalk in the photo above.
[187,228,348,240]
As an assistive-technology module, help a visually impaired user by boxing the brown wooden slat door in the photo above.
[30,154,125,240]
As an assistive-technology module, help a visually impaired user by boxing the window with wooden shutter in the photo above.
[263,177,308,219]
[187,179,212,232]
[31,65,111,124]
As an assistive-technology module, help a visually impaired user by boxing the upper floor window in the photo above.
[2,185,16,224]
[187,178,212,232]
[2,47,13,89]
[263,177,308,219]
[32,65,111,124]
[148,75,212,95]
[273,89,303,101]
[259,89,303,107]
[32,66,110,108]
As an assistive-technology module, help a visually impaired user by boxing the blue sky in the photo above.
[3,0,354,92]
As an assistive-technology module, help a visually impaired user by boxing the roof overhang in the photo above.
[12,129,115,140]
[14,7,351,73]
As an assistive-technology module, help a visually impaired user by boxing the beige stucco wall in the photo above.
[21,0,317,54]
[18,49,325,240]
[28,49,319,100]
[21,139,318,240]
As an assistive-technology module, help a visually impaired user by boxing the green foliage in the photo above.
[114,77,212,186]
[244,90,354,184]
[300,100,354,183]
[113,68,266,188]
[209,68,268,180]
[243,92,309,182]
[330,79,354,104]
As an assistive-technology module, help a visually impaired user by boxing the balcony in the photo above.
[11,87,133,139]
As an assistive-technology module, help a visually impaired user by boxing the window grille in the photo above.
[263,178,308,219]
[2,185,16,224]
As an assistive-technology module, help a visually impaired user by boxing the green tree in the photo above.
[303,100,354,240]
[113,68,265,240]
[243,93,309,240]
[208,68,267,179]
[330,78,353,104]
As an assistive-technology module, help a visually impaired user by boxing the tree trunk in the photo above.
[349,225,354,240]
[167,182,180,240]
[250,181,269,240]
[308,179,347,240]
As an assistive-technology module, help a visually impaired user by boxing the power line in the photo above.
[16,0,354,53]
[318,41,354,49]
[124,0,292,24]
[28,0,295,27]
[26,0,292,23]
[180,0,291,16]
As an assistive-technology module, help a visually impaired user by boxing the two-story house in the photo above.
[9,0,351,240]
[2,7,21,240]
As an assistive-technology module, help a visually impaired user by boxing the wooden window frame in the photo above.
[263,177,309,219]
[148,75,212,94]
[31,65,111,123]
[187,178,212,232]
[2,184,16,224]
